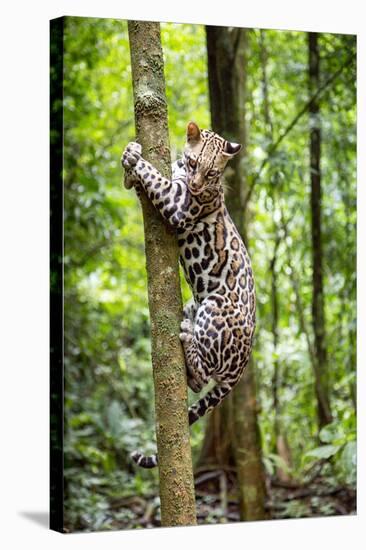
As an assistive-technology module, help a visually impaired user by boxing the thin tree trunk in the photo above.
[338,155,357,412]
[308,32,332,430]
[202,25,267,521]
[197,397,235,468]
[127,21,196,527]
[279,203,315,365]
[244,51,355,209]
[260,30,292,482]
[259,28,280,446]
[233,359,267,520]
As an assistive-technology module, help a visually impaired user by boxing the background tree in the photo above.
[308,32,332,429]
[202,25,267,521]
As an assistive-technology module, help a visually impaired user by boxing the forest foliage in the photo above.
[59,17,356,531]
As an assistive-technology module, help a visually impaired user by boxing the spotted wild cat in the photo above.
[121,122,256,468]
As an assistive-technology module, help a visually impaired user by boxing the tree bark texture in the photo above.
[203,25,267,521]
[127,20,196,527]
[197,392,235,469]
[308,32,332,429]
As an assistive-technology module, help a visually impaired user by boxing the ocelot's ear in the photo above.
[186,121,201,143]
[223,141,242,157]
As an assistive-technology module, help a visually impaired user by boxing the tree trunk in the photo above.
[127,21,196,527]
[339,159,356,412]
[260,30,292,482]
[201,25,267,521]
[308,32,332,430]
[197,396,235,468]
[233,360,267,520]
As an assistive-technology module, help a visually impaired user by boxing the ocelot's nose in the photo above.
[190,176,203,193]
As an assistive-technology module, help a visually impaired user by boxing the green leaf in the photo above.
[319,422,343,444]
[339,440,357,485]
[305,444,342,460]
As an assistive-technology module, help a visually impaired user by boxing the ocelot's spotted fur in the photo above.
[121,122,256,468]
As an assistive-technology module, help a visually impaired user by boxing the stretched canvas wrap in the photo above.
[50,16,357,533]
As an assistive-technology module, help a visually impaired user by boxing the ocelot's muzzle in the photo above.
[188,175,205,195]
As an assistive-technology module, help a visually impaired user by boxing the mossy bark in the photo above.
[204,25,267,521]
[127,20,197,527]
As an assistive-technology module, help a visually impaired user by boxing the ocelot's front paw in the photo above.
[179,319,194,343]
[121,142,142,170]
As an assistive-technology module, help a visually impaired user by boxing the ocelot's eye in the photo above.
[207,169,217,178]
[189,158,197,168]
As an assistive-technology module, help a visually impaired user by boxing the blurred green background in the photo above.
[59,17,356,531]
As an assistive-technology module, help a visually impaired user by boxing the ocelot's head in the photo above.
[183,121,241,197]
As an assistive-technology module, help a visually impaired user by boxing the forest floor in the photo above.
[105,470,356,530]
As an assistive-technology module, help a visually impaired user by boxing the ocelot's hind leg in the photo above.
[180,318,208,393]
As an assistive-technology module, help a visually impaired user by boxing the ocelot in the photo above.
[121,122,256,468]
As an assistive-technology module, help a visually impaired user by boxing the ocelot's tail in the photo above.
[131,380,239,469]
[130,451,158,469]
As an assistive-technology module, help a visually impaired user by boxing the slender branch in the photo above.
[69,236,141,267]
[243,52,355,208]
[279,202,315,364]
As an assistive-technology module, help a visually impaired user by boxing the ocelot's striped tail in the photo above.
[187,380,236,425]
[131,379,241,468]
[131,450,158,469]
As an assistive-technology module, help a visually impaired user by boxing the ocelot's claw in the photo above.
[121,141,142,169]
